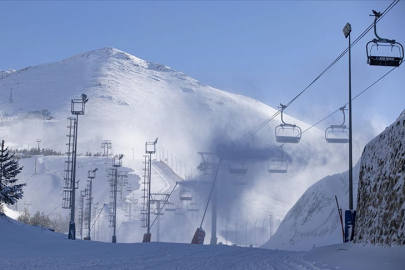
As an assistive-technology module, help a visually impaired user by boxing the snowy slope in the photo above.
[263,109,405,251]
[0,47,357,245]
[1,214,405,270]
[262,161,360,251]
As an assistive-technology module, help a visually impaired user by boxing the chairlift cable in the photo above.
[89,204,106,234]
[200,160,222,228]
[286,0,398,108]
[238,0,399,143]
[301,67,397,135]
[150,182,178,229]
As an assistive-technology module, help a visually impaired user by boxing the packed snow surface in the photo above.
[1,215,404,270]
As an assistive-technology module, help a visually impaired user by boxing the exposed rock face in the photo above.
[354,113,405,246]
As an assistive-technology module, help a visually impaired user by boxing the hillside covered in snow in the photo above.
[0,47,356,244]
[263,109,405,251]
[262,161,360,251]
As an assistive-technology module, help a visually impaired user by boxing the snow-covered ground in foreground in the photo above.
[1,214,404,270]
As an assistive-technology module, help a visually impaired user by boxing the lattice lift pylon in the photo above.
[140,155,149,228]
[78,189,86,239]
[62,117,76,210]
[101,140,113,165]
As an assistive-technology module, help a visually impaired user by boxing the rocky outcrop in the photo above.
[354,113,405,246]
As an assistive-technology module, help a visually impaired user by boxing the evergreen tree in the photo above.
[17,211,31,224]
[0,140,25,205]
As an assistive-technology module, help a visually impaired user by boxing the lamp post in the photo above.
[68,94,89,240]
[86,168,97,240]
[175,157,177,173]
[143,138,158,243]
[254,220,257,247]
[235,219,239,246]
[112,154,123,243]
[343,22,353,210]
[245,220,248,247]
[34,139,41,174]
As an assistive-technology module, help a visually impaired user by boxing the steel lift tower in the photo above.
[143,138,158,243]
[62,94,89,240]
[109,154,123,243]
[84,168,97,240]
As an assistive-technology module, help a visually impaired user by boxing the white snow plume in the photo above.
[262,162,360,251]
[0,47,373,246]
[262,108,405,251]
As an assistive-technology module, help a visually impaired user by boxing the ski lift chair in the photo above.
[366,10,404,67]
[267,145,288,173]
[175,207,185,216]
[325,107,349,144]
[188,202,199,212]
[275,104,302,143]
[165,202,176,212]
[232,175,248,185]
[179,189,193,201]
[267,159,288,173]
[154,208,164,216]
[228,161,249,174]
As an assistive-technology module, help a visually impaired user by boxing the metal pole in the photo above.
[210,176,218,245]
[245,220,248,247]
[254,220,257,247]
[235,219,238,246]
[269,213,271,239]
[348,33,353,210]
[80,192,84,239]
[157,201,160,242]
[69,115,78,240]
[147,153,152,235]
[87,178,92,240]
[120,175,123,202]
[112,167,118,243]
[225,217,228,245]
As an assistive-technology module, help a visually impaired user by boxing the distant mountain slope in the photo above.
[0,47,352,245]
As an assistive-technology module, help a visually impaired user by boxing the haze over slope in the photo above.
[0,47,354,240]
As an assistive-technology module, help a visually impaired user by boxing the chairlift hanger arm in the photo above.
[370,10,395,44]
[279,104,288,125]
[339,107,347,126]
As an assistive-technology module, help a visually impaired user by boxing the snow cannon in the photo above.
[143,233,151,243]
[191,227,206,244]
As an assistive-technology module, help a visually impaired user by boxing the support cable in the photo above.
[200,160,222,228]
[150,182,178,229]
[89,204,106,235]
[238,0,399,143]
[301,67,397,135]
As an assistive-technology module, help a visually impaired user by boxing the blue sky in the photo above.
[1,1,404,137]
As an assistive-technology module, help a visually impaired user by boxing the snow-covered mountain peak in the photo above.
[62,47,146,66]
[60,47,182,75]
[397,109,405,120]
